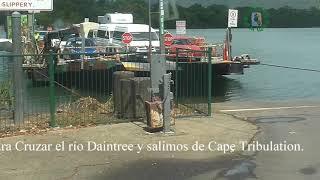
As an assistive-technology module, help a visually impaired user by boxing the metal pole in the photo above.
[227,27,232,61]
[27,13,32,41]
[79,23,85,68]
[150,0,166,98]
[81,36,85,60]
[32,13,35,36]
[49,51,56,127]
[148,0,152,63]
[207,47,212,116]
[126,44,129,61]
[175,49,179,105]
[28,11,35,37]
[163,73,171,133]
[12,12,24,124]
[159,0,165,54]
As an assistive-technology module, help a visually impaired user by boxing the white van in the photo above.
[96,24,122,44]
[112,24,160,53]
[92,23,126,53]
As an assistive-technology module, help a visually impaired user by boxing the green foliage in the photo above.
[35,1,320,29]
[36,0,148,27]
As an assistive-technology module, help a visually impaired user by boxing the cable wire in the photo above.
[260,63,320,73]
[33,69,113,112]
[34,69,82,98]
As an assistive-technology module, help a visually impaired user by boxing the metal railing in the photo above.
[0,49,214,133]
[174,48,213,117]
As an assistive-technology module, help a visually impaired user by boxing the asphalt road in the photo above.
[213,100,320,180]
[97,101,320,180]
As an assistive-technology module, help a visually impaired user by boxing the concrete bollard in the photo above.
[113,71,134,117]
[120,79,135,119]
[130,77,151,119]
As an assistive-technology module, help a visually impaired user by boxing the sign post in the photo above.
[122,32,132,61]
[227,9,238,61]
[159,0,165,54]
[1,1,53,123]
[1,0,53,39]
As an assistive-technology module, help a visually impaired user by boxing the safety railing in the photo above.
[173,48,213,117]
[0,49,214,133]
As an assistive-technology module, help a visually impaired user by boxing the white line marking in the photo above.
[220,106,319,112]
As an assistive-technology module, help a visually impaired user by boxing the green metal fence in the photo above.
[0,49,213,133]
[0,52,117,132]
[173,48,213,117]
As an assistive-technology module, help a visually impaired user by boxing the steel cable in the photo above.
[260,63,320,73]
[34,69,83,98]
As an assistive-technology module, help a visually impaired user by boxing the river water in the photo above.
[185,28,320,103]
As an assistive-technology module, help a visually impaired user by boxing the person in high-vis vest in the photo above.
[34,32,40,42]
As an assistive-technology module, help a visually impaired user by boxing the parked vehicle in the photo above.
[111,24,160,61]
[166,36,204,61]
[62,37,97,60]
[113,24,159,52]
[94,13,135,53]
[43,27,80,53]
[91,24,123,53]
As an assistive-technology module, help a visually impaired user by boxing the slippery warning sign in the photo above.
[0,0,53,11]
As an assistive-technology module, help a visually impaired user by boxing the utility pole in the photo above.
[227,27,232,61]
[159,0,173,133]
[149,0,173,133]
[159,0,165,54]
[148,0,152,63]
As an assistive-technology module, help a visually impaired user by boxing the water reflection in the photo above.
[175,75,242,103]
[174,62,243,104]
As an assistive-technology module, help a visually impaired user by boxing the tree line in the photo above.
[2,0,320,29]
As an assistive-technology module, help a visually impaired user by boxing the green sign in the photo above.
[244,7,270,32]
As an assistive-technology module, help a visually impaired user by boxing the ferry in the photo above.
[18,12,259,84]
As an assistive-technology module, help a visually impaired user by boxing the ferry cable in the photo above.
[259,63,320,73]
[33,69,113,112]
[33,69,82,97]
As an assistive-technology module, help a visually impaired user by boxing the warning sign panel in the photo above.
[176,20,186,35]
[0,0,53,11]
[228,9,238,28]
